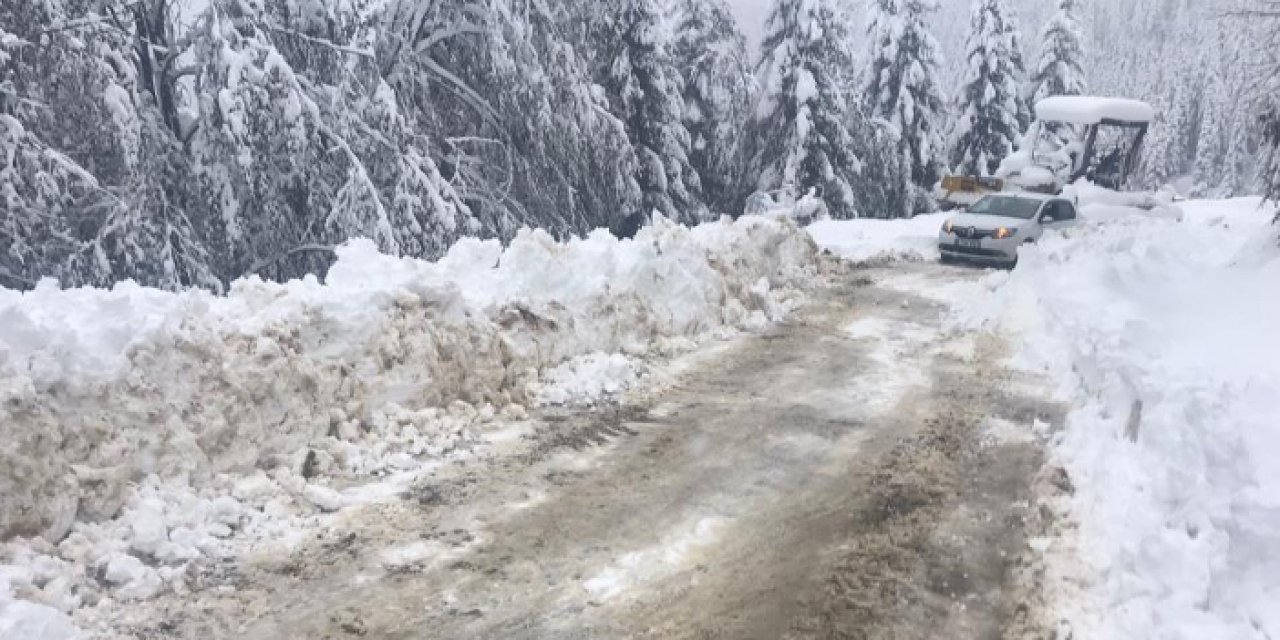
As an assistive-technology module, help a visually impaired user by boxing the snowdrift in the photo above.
[807,213,949,263]
[958,198,1280,638]
[0,216,819,543]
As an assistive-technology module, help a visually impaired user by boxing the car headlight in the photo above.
[994,227,1015,240]
[943,220,954,234]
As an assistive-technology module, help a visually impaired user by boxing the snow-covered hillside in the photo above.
[0,215,819,636]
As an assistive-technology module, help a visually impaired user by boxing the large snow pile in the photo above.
[958,198,1280,638]
[0,215,818,624]
[807,213,948,263]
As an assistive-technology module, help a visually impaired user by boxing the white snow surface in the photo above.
[534,352,643,407]
[1034,96,1155,125]
[956,197,1280,639]
[0,215,819,636]
[807,195,1280,637]
[807,213,948,263]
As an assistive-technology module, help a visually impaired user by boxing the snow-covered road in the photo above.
[68,261,1057,640]
[5,196,1279,640]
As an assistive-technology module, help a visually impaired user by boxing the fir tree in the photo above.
[951,0,1024,176]
[672,0,752,214]
[596,0,706,225]
[1030,0,1086,104]
[1193,72,1230,197]
[747,0,867,219]
[864,0,949,213]
[1003,3,1033,129]
[1139,82,1188,191]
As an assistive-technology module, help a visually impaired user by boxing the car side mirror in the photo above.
[1040,214,1054,224]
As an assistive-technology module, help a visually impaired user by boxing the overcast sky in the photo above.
[727,0,772,48]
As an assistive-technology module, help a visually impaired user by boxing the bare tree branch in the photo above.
[244,244,336,278]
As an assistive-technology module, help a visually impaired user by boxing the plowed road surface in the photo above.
[103,262,1063,640]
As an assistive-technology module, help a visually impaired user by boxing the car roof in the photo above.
[982,192,1055,202]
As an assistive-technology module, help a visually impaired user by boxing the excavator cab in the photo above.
[1005,96,1153,193]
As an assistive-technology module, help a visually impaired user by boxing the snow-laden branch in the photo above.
[38,16,117,35]
[243,244,336,278]
[0,266,37,289]
[264,26,375,59]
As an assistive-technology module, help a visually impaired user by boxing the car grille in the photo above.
[939,243,1007,258]
[952,226,994,240]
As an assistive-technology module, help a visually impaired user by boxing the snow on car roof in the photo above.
[1035,96,1156,125]
[982,191,1054,201]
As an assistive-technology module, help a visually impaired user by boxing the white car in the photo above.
[938,193,1078,267]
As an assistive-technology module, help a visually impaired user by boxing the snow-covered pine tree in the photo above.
[0,0,222,289]
[1030,0,1086,104]
[376,0,644,242]
[672,0,752,214]
[1139,82,1188,191]
[950,0,1023,176]
[1259,3,1280,205]
[1221,101,1253,197]
[593,0,706,225]
[853,117,914,219]
[747,0,867,219]
[1003,3,1033,129]
[501,0,643,235]
[864,0,949,214]
[1193,71,1230,197]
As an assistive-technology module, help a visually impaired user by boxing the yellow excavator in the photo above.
[940,96,1154,209]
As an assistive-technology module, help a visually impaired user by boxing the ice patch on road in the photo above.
[841,317,939,412]
[582,516,729,601]
[982,417,1038,446]
[876,269,986,306]
[843,316,937,344]
[378,536,478,573]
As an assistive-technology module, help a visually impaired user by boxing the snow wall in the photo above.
[959,198,1280,638]
[0,216,820,542]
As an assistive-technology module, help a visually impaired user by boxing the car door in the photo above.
[1041,201,1076,229]
[1053,200,1080,227]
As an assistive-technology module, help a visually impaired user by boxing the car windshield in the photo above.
[967,196,1042,220]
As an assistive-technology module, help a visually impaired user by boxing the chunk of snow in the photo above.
[0,595,81,640]
[302,484,348,513]
[100,553,162,601]
[535,353,641,407]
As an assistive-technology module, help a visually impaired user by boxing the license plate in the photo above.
[958,238,982,249]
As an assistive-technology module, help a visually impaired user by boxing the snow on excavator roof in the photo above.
[1035,97,1155,125]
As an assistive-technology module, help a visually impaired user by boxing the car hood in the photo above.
[947,212,1032,230]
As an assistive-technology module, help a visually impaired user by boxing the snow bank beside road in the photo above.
[0,215,818,545]
[807,214,948,263]
[958,198,1280,639]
